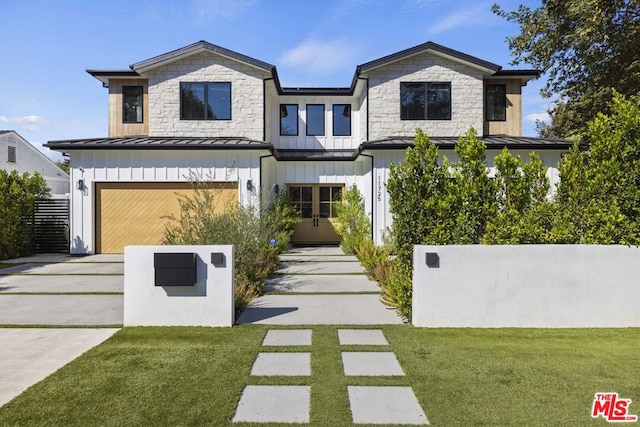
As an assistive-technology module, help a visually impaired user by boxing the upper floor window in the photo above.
[333,104,351,136]
[306,104,325,136]
[486,84,507,121]
[400,82,451,120]
[7,146,16,163]
[180,82,231,120]
[123,86,143,123]
[280,104,298,136]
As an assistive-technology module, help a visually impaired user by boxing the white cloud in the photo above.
[426,3,492,36]
[191,0,257,23]
[18,115,46,131]
[279,38,357,75]
[525,112,550,124]
[0,115,47,131]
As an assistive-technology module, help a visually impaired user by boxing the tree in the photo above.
[55,158,70,174]
[493,1,640,138]
[551,91,640,244]
[0,170,50,260]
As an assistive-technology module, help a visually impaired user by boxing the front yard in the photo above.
[0,326,638,426]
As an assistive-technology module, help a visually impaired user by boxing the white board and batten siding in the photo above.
[69,149,265,254]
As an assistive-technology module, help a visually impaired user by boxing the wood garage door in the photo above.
[95,182,237,253]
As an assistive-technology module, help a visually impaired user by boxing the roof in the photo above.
[358,41,501,74]
[273,149,357,161]
[0,130,12,135]
[131,40,275,74]
[45,136,272,151]
[87,40,538,94]
[361,136,573,150]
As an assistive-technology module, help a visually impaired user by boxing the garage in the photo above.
[95,182,237,253]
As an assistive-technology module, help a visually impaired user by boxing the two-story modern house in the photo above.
[46,40,570,254]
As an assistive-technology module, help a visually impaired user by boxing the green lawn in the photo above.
[0,326,638,426]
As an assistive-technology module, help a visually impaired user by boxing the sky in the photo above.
[0,0,549,162]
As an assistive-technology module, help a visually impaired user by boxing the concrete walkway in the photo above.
[237,246,402,325]
[0,253,123,407]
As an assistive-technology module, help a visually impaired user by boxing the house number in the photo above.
[377,176,382,202]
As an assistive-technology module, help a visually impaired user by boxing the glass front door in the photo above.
[288,184,343,244]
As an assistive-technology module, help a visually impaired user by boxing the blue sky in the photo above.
[0,0,548,161]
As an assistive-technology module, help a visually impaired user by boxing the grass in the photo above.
[0,263,23,270]
[0,326,638,426]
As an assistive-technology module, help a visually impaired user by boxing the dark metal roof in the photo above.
[361,136,573,150]
[131,40,275,73]
[358,41,501,73]
[86,70,141,77]
[273,149,357,161]
[492,70,540,77]
[0,130,12,135]
[45,136,273,151]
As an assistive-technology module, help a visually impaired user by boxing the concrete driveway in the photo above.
[0,253,123,407]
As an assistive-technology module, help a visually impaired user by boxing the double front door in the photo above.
[288,184,343,244]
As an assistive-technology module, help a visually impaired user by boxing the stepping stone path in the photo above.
[232,329,429,424]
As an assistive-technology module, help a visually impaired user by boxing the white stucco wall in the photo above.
[1,131,69,194]
[363,52,485,140]
[68,149,265,254]
[124,245,234,327]
[413,245,640,327]
[146,51,270,139]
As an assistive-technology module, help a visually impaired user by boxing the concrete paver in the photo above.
[265,274,378,293]
[0,274,123,293]
[0,328,119,407]
[232,385,310,423]
[342,352,405,376]
[250,352,311,376]
[338,329,389,345]
[348,386,429,425]
[280,254,358,262]
[0,262,123,275]
[0,295,123,325]
[236,295,402,325]
[283,247,345,256]
[262,329,312,346]
[277,260,364,275]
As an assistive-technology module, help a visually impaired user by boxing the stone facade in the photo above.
[364,52,484,140]
[147,52,270,139]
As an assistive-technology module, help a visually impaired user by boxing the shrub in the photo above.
[163,179,300,312]
[0,170,50,260]
[354,239,390,275]
[335,185,371,254]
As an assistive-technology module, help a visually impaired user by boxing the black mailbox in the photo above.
[154,253,197,286]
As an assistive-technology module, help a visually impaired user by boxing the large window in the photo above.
[400,82,451,120]
[306,104,325,136]
[123,86,143,123]
[280,104,298,136]
[486,84,507,121]
[180,82,231,120]
[332,104,351,136]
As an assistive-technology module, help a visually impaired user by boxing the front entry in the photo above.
[288,184,343,244]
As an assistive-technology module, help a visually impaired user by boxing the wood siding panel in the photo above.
[108,79,149,137]
[483,79,522,136]
[95,182,237,253]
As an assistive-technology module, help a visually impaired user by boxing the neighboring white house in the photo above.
[46,40,571,254]
[1,130,69,194]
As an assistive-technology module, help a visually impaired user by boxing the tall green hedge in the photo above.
[0,170,50,260]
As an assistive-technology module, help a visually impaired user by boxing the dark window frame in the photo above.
[122,85,144,124]
[332,104,352,136]
[280,104,299,136]
[7,146,16,163]
[306,104,325,136]
[485,84,507,122]
[400,82,452,121]
[179,82,232,121]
